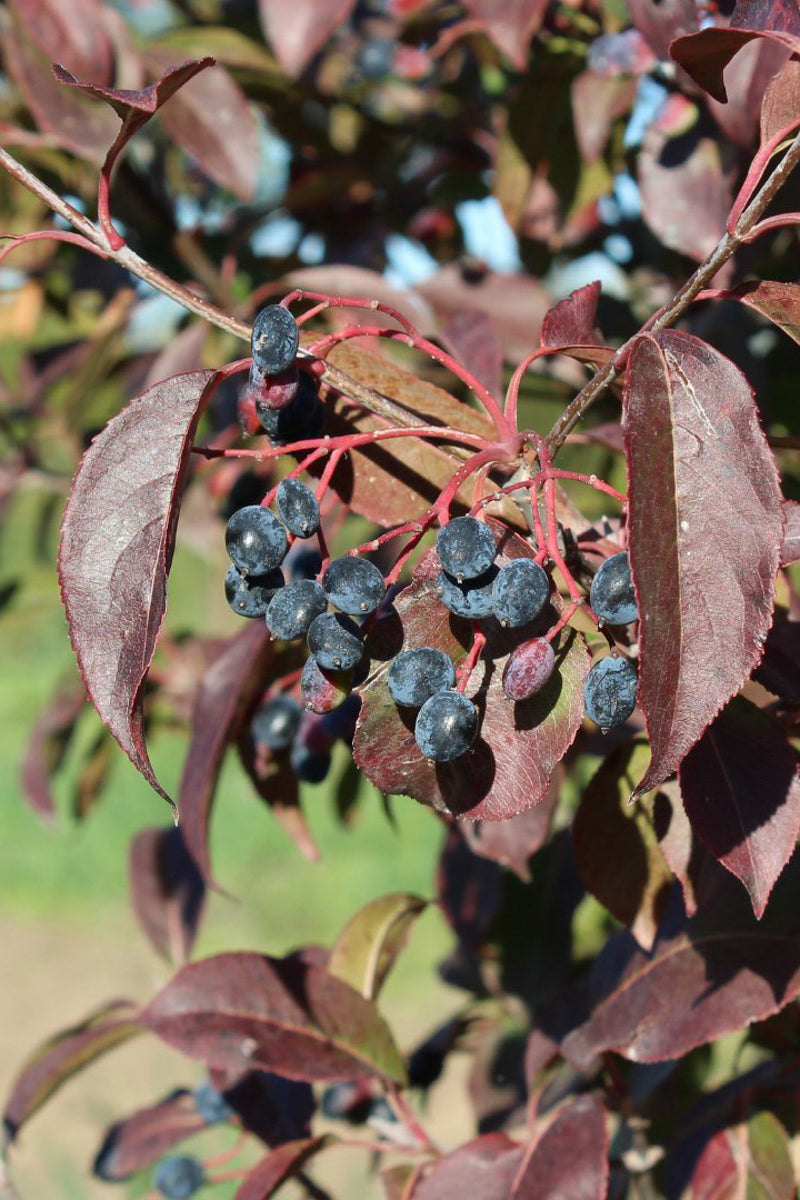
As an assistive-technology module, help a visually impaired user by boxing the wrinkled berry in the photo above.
[415,689,478,761]
[502,638,555,701]
[267,580,328,641]
[193,1080,234,1125]
[589,551,638,625]
[437,566,498,618]
[153,1155,205,1199]
[436,517,496,582]
[301,656,352,713]
[225,565,283,618]
[248,361,299,411]
[492,560,550,628]
[323,556,386,615]
[308,612,364,671]
[226,505,287,575]
[251,694,302,750]
[584,656,638,729]
[276,478,320,538]
[251,304,299,375]
[388,647,455,708]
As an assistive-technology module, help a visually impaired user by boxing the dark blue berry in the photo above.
[251,694,302,750]
[290,738,331,783]
[323,556,386,615]
[492,560,550,628]
[266,580,327,641]
[287,546,322,582]
[367,1096,398,1124]
[193,1081,234,1125]
[415,689,478,761]
[153,1155,205,1199]
[437,566,498,618]
[226,505,287,575]
[388,648,455,707]
[320,1081,371,1122]
[301,656,352,713]
[436,517,496,582]
[225,565,283,618]
[258,374,324,447]
[319,693,361,742]
[222,470,265,520]
[589,552,638,624]
[276,478,320,538]
[584,656,638,729]
[307,612,364,671]
[251,304,299,375]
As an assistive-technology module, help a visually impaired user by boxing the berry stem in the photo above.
[456,626,487,691]
[261,449,328,508]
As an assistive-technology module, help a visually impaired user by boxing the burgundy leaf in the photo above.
[680,1111,795,1200]
[540,283,603,349]
[573,740,674,950]
[4,1000,140,1140]
[728,280,800,347]
[460,1,549,69]
[639,100,734,261]
[442,310,503,402]
[233,1136,330,1200]
[571,73,638,165]
[410,1133,524,1199]
[8,0,113,82]
[511,1095,608,1199]
[706,38,791,148]
[731,0,800,35]
[417,268,551,363]
[178,622,274,884]
[562,857,800,1069]
[354,532,590,822]
[139,953,407,1084]
[328,893,428,1000]
[647,779,705,918]
[51,58,214,123]
[628,0,698,62]
[781,500,800,565]
[143,322,209,391]
[129,826,206,964]
[678,698,800,918]
[760,57,800,144]
[623,331,783,798]
[21,675,86,822]
[438,826,504,954]
[58,370,218,804]
[670,28,800,104]
[258,0,358,77]
[93,1090,206,1181]
[460,768,560,881]
[754,619,800,701]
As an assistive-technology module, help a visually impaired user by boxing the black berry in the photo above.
[225,565,283,618]
[492,560,550,627]
[414,689,478,761]
[584,656,638,729]
[276,478,320,538]
[193,1081,234,1125]
[266,580,328,641]
[153,1155,205,1199]
[251,304,299,375]
[436,517,496,582]
[589,551,638,625]
[287,545,323,582]
[388,647,455,707]
[437,566,498,618]
[307,612,364,671]
[323,556,386,615]
[226,505,287,575]
[290,738,331,783]
[251,694,302,750]
[258,373,324,446]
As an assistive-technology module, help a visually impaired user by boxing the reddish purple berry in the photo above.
[502,638,555,701]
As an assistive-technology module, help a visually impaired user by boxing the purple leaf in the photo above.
[754,619,800,701]
[761,57,800,144]
[8,0,114,82]
[178,623,274,884]
[93,1090,206,1181]
[679,1111,795,1200]
[781,500,800,565]
[128,826,206,964]
[671,27,800,104]
[328,893,428,1000]
[410,1133,524,1199]
[705,38,791,148]
[21,675,86,822]
[4,1000,140,1140]
[52,58,214,122]
[571,74,638,165]
[573,740,674,950]
[679,698,800,918]
[58,371,218,803]
[647,779,705,918]
[258,0,358,77]
[417,268,551,363]
[628,0,698,62]
[540,283,604,349]
[353,532,590,822]
[233,1136,331,1200]
[623,331,783,798]
[461,769,560,881]
[139,952,407,1084]
[442,310,503,402]
[728,280,800,347]
[460,1,550,69]
[731,0,800,35]
[510,1095,608,1199]
[438,827,504,952]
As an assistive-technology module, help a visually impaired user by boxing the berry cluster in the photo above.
[221,301,642,775]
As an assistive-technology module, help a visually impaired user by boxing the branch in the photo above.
[544,127,800,455]
[0,147,451,437]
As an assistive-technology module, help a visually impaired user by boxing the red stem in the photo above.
[456,626,487,691]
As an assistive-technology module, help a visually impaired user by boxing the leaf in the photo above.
[461,768,560,881]
[460,1,549,69]
[755,619,800,700]
[154,27,281,75]
[58,370,218,804]
[561,855,800,1069]
[93,1090,206,1182]
[8,0,113,82]
[4,1000,140,1140]
[237,734,320,865]
[781,500,800,565]
[573,740,675,950]
[571,74,638,166]
[234,1136,331,1200]
[328,893,428,1000]
[417,267,551,363]
[705,38,791,148]
[671,27,800,104]
[21,675,86,823]
[540,282,603,349]
[678,698,800,919]
[623,331,783,798]
[761,57,800,144]
[646,778,705,918]
[511,1095,608,1199]
[353,531,590,822]
[145,49,259,202]
[128,826,206,965]
[410,1133,524,1199]
[681,1111,795,1200]
[628,0,698,62]
[178,623,274,884]
[728,280,800,347]
[139,952,407,1085]
[258,0,358,77]
[442,310,503,403]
